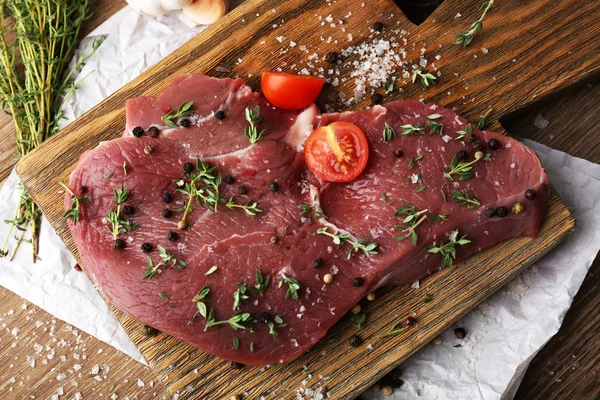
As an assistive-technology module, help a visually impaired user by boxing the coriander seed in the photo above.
[144,145,153,155]
[474,151,484,160]
[351,304,362,314]
[512,203,524,214]
[366,292,376,301]
[323,273,333,283]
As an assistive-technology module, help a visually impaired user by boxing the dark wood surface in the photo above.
[0,0,598,399]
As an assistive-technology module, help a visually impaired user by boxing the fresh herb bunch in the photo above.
[444,153,484,181]
[0,0,101,261]
[454,1,494,47]
[141,245,185,280]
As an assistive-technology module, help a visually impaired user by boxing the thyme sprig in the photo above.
[188,286,210,324]
[162,101,194,128]
[475,108,493,130]
[205,310,254,331]
[382,123,396,142]
[455,124,473,141]
[225,198,262,216]
[427,114,443,135]
[384,80,395,94]
[451,189,480,209]
[454,1,494,47]
[59,181,89,224]
[444,153,482,181]
[316,227,378,259]
[244,106,265,143]
[353,312,367,329]
[105,185,138,242]
[408,154,423,169]
[267,315,287,340]
[141,245,185,279]
[394,203,429,245]
[233,282,250,310]
[401,124,424,136]
[426,231,471,268]
[247,269,270,297]
[279,275,301,301]
[412,68,437,88]
[298,204,325,223]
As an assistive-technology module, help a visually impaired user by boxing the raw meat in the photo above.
[65,74,548,366]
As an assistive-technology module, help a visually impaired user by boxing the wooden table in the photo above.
[0,2,598,399]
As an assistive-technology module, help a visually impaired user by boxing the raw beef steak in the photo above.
[65,74,548,366]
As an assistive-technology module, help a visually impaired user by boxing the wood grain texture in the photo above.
[12,0,599,398]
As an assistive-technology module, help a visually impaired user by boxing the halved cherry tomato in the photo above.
[304,122,369,182]
[261,72,325,111]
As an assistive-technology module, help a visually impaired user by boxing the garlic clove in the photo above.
[160,0,194,11]
[181,0,229,25]
[126,0,168,17]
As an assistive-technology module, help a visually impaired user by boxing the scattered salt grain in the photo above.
[534,114,550,129]
[137,378,145,387]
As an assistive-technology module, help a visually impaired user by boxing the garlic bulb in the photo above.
[181,0,229,25]
[126,0,193,17]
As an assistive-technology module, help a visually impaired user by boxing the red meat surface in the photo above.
[66,75,548,365]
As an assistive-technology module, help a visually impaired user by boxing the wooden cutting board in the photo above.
[15,0,599,398]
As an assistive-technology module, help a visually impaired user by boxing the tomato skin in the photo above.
[304,122,369,182]
[261,72,325,111]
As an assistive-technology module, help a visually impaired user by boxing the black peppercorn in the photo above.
[394,149,404,158]
[162,208,172,218]
[456,150,468,161]
[114,239,125,249]
[143,325,159,336]
[487,139,500,150]
[80,186,87,194]
[230,361,244,370]
[132,126,144,138]
[168,231,178,241]
[183,162,194,173]
[161,192,173,203]
[141,243,153,253]
[270,182,279,192]
[371,92,383,105]
[524,189,536,201]
[349,335,363,347]
[238,186,247,195]
[353,277,364,287]
[485,207,496,217]
[325,51,338,63]
[373,21,384,32]
[224,175,235,184]
[496,206,508,218]
[271,235,279,244]
[180,118,191,128]
[259,312,270,324]
[405,316,417,326]
[381,375,404,389]
[147,126,159,138]
[454,327,467,339]
[123,205,135,216]
[465,131,475,142]
[313,258,324,268]
[473,140,485,151]
[215,110,225,120]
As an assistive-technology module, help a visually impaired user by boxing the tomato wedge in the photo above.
[261,72,325,111]
[304,122,369,182]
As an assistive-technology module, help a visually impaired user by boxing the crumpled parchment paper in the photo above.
[1,5,599,399]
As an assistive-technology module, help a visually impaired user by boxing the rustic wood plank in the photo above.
[7,0,600,398]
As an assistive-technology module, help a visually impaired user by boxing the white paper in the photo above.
[1,5,599,399]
